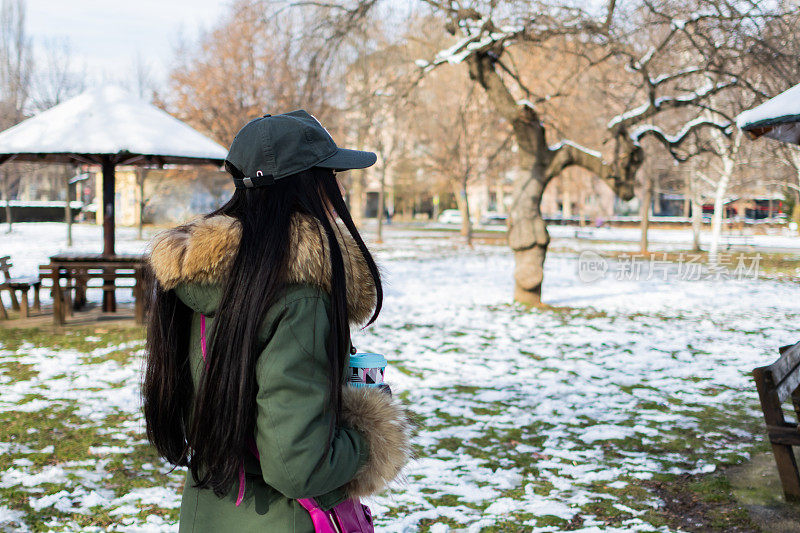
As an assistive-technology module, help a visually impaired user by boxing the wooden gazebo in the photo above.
[0,86,228,312]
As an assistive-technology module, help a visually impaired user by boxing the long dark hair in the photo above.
[143,163,382,496]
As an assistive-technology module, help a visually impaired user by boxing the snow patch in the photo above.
[549,139,602,159]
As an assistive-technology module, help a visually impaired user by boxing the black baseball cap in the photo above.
[226,110,377,188]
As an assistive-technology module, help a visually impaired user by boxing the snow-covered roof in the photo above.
[736,83,800,145]
[0,86,228,165]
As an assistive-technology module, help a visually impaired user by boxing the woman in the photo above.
[143,110,412,531]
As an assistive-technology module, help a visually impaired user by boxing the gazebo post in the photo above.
[101,155,116,256]
[101,155,116,312]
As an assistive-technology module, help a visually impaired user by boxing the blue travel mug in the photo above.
[348,353,387,388]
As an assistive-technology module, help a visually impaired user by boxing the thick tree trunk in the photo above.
[496,183,505,215]
[791,150,800,193]
[708,154,735,262]
[683,183,691,218]
[65,174,73,247]
[2,171,12,233]
[708,131,740,263]
[137,168,145,240]
[640,177,651,253]
[376,166,386,244]
[3,199,10,232]
[349,171,365,227]
[691,196,702,252]
[508,163,550,306]
[562,186,572,218]
[454,179,472,246]
[465,51,639,307]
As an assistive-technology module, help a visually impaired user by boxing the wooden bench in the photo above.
[753,341,800,502]
[39,255,146,325]
[0,256,41,319]
[38,264,82,320]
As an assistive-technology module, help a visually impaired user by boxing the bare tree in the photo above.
[413,77,511,245]
[704,125,743,262]
[131,53,156,102]
[31,38,85,111]
[27,37,87,244]
[372,108,406,244]
[416,2,750,305]
[136,167,150,240]
[335,11,425,228]
[128,56,159,238]
[168,0,378,147]
[0,0,31,232]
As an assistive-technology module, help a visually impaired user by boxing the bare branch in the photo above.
[633,119,732,162]
[545,138,640,200]
[608,80,737,132]
[602,0,617,34]
[465,51,547,158]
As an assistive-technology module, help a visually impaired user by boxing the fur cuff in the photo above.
[341,386,412,498]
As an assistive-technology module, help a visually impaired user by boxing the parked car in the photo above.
[438,209,463,224]
[481,212,508,225]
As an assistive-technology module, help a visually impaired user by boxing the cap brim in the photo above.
[316,148,377,171]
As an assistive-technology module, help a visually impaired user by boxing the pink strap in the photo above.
[201,314,246,507]
[236,464,246,506]
[297,499,339,533]
[297,498,316,512]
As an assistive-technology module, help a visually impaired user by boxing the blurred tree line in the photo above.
[160,0,799,304]
[1,0,798,304]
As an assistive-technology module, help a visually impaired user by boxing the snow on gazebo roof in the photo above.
[736,83,800,146]
[0,85,228,165]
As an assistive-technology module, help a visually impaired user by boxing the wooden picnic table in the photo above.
[41,253,146,325]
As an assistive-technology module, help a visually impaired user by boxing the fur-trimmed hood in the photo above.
[147,213,377,324]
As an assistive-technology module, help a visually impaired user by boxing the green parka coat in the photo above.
[148,213,411,532]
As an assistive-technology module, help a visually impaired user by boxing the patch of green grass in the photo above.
[391,362,424,379]
[0,401,183,530]
[472,406,503,416]
[427,493,473,508]
[646,472,761,532]
[105,446,179,494]
[0,361,36,381]
[481,517,541,532]
[518,349,544,361]
[81,347,141,365]
[689,475,735,503]
[433,437,463,452]
[416,516,464,531]
[0,324,145,352]
[0,405,110,463]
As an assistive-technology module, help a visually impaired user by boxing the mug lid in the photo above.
[349,352,387,368]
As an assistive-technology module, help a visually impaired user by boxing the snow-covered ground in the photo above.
[0,222,798,531]
[424,219,800,250]
[3,220,799,288]
[0,222,152,282]
[546,224,800,251]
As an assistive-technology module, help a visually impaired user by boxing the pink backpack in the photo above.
[200,315,375,532]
